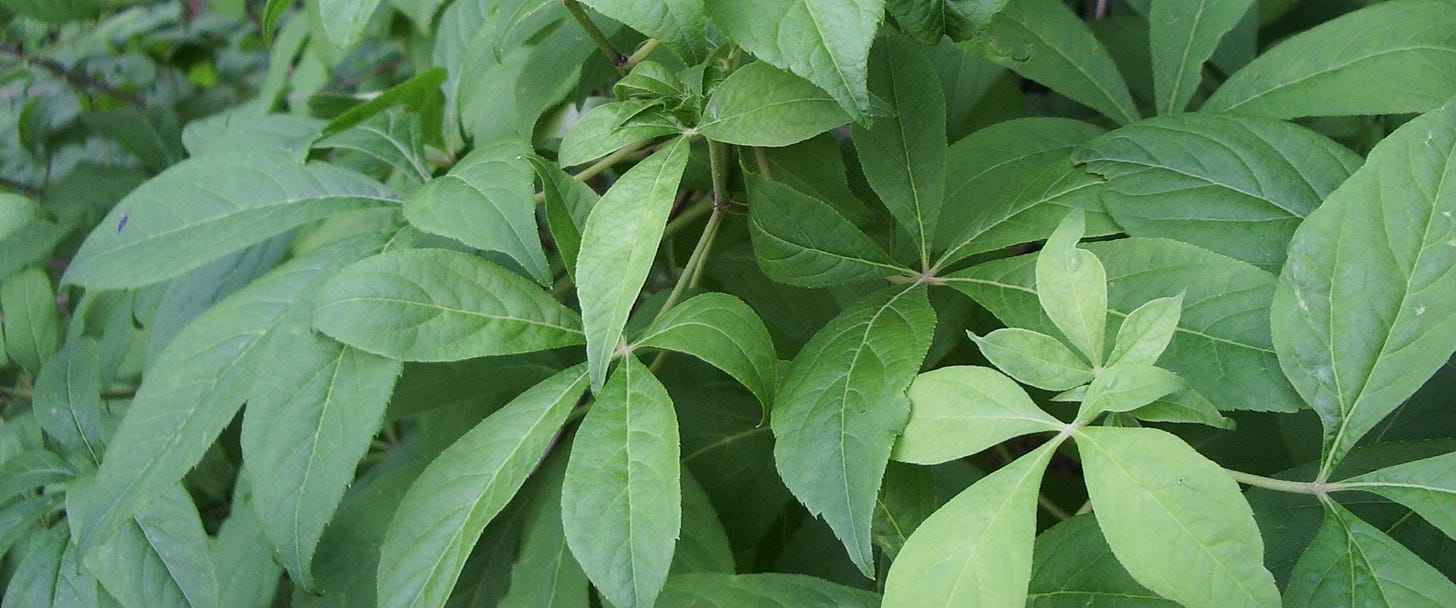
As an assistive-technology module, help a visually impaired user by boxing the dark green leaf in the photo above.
[1027,514,1177,608]
[0,449,75,506]
[85,485,219,608]
[1149,0,1255,114]
[673,470,736,574]
[1285,499,1456,607]
[747,174,906,287]
[528,155,598,280]
[319,67,445,138]
[656,572,880,607]
[579,0,708,63]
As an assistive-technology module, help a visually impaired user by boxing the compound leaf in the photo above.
[635,292,778,410]
[1285,500,1456,608]
[1336,452,1456,540]
[893,365,1062,465]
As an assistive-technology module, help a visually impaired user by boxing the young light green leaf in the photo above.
[1107,294,1183,368]
[576,137,690,391]
[64,156,397,289]
[1131,388,1236,430]
[1077,364,1185,422]
[1036,210,1108,366]
[314,248,584,362]
[1149,0,1255,114]
[707,0,883,120]
[968,328,1094,391]
[966,0,1139,125]
[579,0,707,63]
[698,62,851,147]
[883,441,1060,608]
[1285,499,1456,607]
[85,485,219,608]
[893,365,1063,465]
[1078,426,1279,608]
[65,238,383,552]
[1027,514,1179,608]
[1076,113,1363,270]
[562,356,681,608]
[1271,102,1455,476]
[1335,453,1456,539]
[0,267,59,375]
[377,365,588,608]
[948,237,1300,412]
[772,286,934,575]
[559,101,682,167]
[657,572,881,607]
[241,336,402,590]
[747,174,906,287]
[855,37,946,266]
[1203,0,1455,117]
[317,0,384,48]
[404,138,551,285]
[635,292,778,409]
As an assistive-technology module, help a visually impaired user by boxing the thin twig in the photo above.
[1,43,147,108]
[562,0,625,71]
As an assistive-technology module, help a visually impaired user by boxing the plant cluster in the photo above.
[0,0,1453,606]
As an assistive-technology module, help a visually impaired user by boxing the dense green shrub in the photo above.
[1,0,1452,606]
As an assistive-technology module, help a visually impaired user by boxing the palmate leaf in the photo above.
[1285,499,1456,607]
[1148,0,1254,115]
[1271,101,1455,476]
[377,365,588,608]
[772,285,934,575]
[1035,211,1107,366]
[1336,452,1456,539]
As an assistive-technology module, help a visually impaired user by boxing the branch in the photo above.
[1,43,147,108]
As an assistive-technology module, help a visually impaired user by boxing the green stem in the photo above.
[622,39,661,71]
[1,386,136,400]
[661,196,712,238]
[535,140,653,204]
[1225,469,1328,496]
[1038,494,1073,521]
[562,0,625,70]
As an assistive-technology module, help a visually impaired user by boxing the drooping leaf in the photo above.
[707,0,884,120]
[968,328,1095,391]
[1027,514,1178,608]
[634,292,778,409]
[656,572,881,607]
[1149,0,1255,114]
[747,174,906,287]
[562,356,681,608]
[1203,0,1456,118]
[576,137,690,390]
[883,441,1060,608]
[772,285,935,575]
[855,37,946,266]
[579,0,707,63]
[0,267,59,375]
[404,138,551,284]
[698,62,851,147]
[1336,453,1456,540]
[1271,102,1455,475]
[1076,113,1363,270]
[65,238,384,552]
[1285,499,1456,608]
[64,156,397,289]
[965,0,1139,125]
[1036,210,1107,366]
[241,336,403,589]
[948,237,1300,412]
[1076,363,1185,422]
[1078,426,1280,608]
[1107,294,1183,368]
[893,365,1062,465]
[377,365,588,608]
[85,485,220,608]
[314,248,584,362]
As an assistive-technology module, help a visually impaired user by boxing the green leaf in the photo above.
[1075,113,1362,270]
[883,441,1060,608]
[707,0,884,120]
[65,239,381,552]
[855,37,946,265]
[0,194,61,282]
[1077,364,1184,422]
[64,156,397,289]
[318,67,445,138]
[212,476,283,608]
[1131,388,1236,430]
[947,237,1300,412]
[635,292,778,409]
[579,0,708,63]
[673,469,736,574]
[576,137,690,391]
[1271,102,1455,475]
[315,110,433,184]
[314,248,583,362]
[0,0,102,23]
[559,101,682,167]
[1036,210,1107,366]
[1337,453,1456,539]
[498,448,589,608]
[404,138,551,285]
[965,0,1139,125]
[1077,426,1280,608]
[0,493,60,557]
[240,337,402,590]
[317,0,385,48]
[772,286,934,575]
[1149,0,1254,114]
[872,462,937,560]
[747,174,906,287]
[0,267,59,375]
[180,111,324,160]
[377,365,588,608]
[1107,294,1183,368]
[2,525,69,607]
[888,0,1010,43]
[1028,514,1179,608]
[1203,0,1455,117]
[0,449,75,505]
[968,328,1095,391]
[562,356,681,608]
[528,155,598,280]
[1285,499,1456,607]
[263,0,291,42]
[893,365,1062,465]
[698,62,851,148]
[657,572,881,607]
[85,485,219,608]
